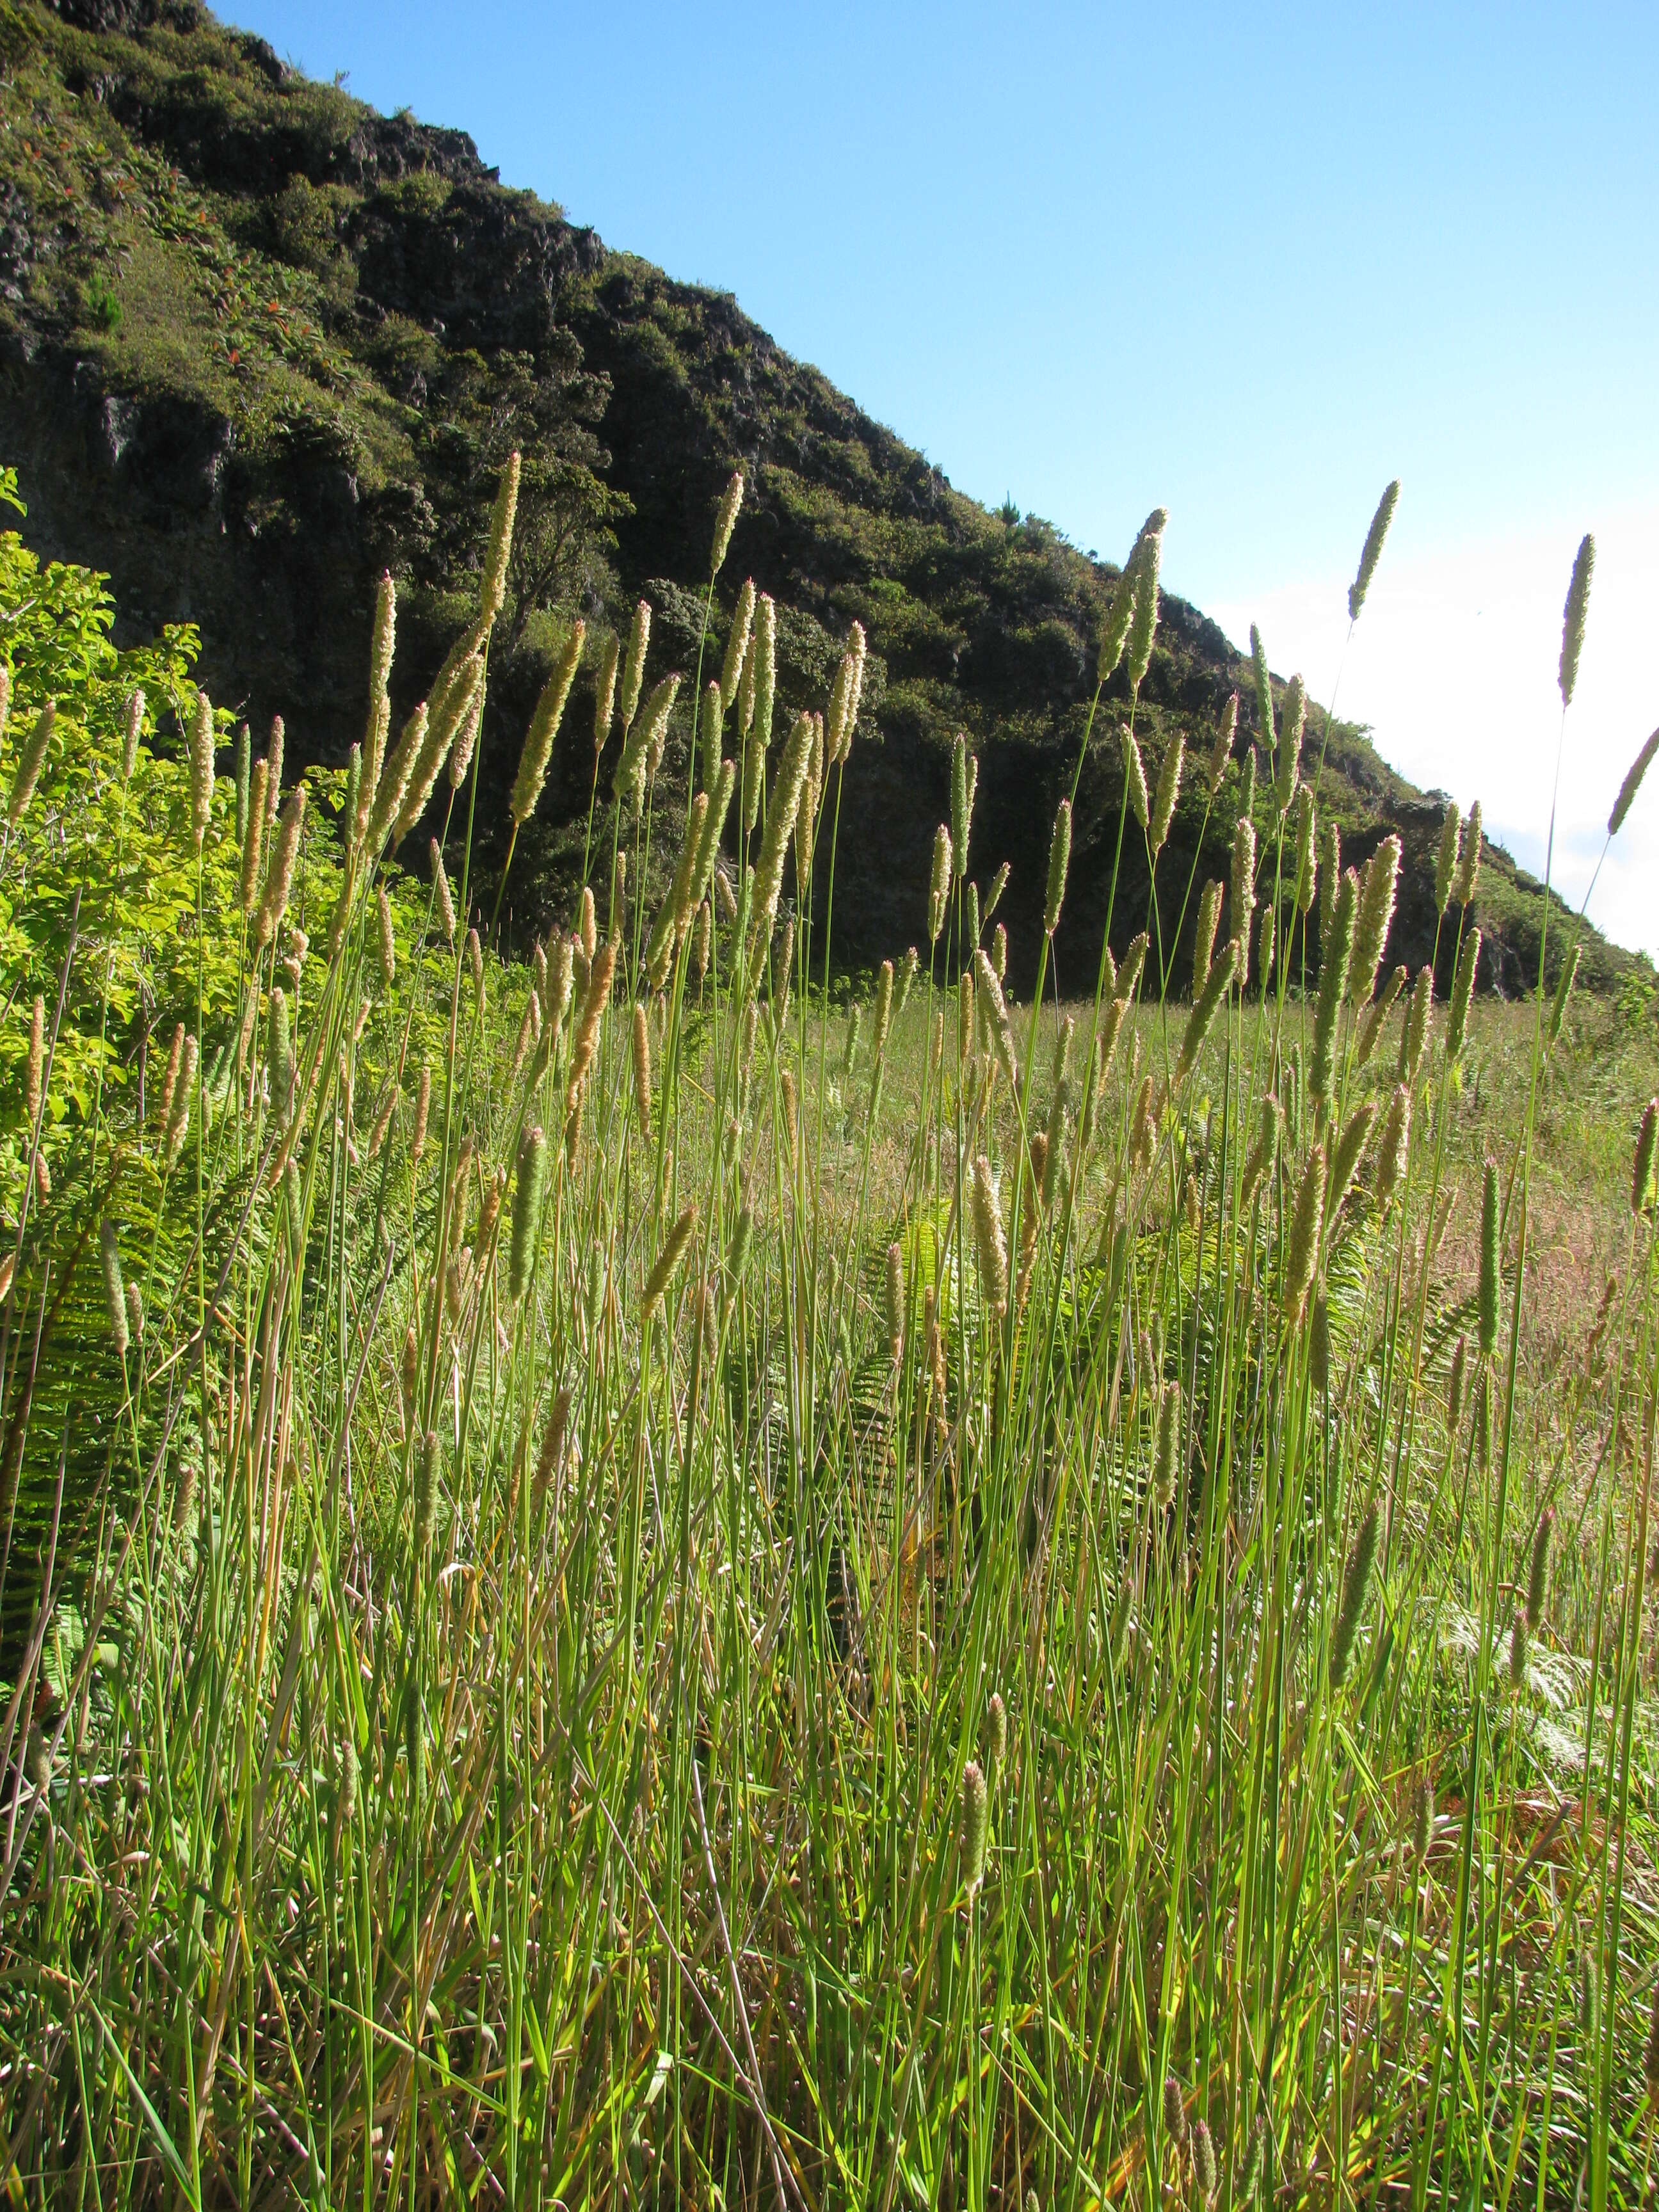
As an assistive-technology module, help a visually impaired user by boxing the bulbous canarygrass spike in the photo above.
[974,950,1019,1091]
[509,1128,547,1303]
[1150,733,1183,855]
[1276,673,1305,811]
[1454,799,1482,907]
[1177,933,1237,1079]
[1044,798,1072,933]
[100,1217,128,1357]
[1559,532,1594,709]
[1548,943,1580,1046]
[959,1759,988,1896]
[1447,926,1480,1059]
[1632,1100,1658,1217]
[643,1201,698,1320]
[1121,725,1149,831]
[1126,522,1162,691]
[1349,479,1400,621]
[885,1241,904,1363]
[1152,1381,1180,1509]
[632,1006,652,1140]
[188,688,214,852]
[1283,1142,1326,1320]
[1231,815,1256,954]
[1295,784,1317,912]
[1191,878,1222,1000]
[10,696,56,823]
[375,886,396,991]
[120,687,143,784]
[1350,835,1401,1007]
[1207,689,1237,796]
[1249,625,1274,757]
[239,757,268,912]
[1527,1509,1553,1629]
[710,469,743,577]
[972,1154,1007,1318]
[1329,1500,1379,1687]
[1434,800,1462,914]
[481,450,520,620]
[1162,2076,1187,2145]
[928,823,952,944]
[1310,869,1358,1103]
[719,577,755,717]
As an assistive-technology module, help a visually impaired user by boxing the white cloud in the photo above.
[1208,505,1659,961]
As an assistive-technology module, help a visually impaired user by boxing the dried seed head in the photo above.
[710,469,743,577]
[1295,784,1317,914]
[163,1032,199,1165]
[1283,1141,1326,1320]
[1329,1100,1374,1219]
[509,1126,547,1302]
[188,688,214,852]
[1447,926,1480,1059]
[886,1240,904,1363]
[1256,902,1276,996]
[511,620,586,825]
[1121,724,1150,831]
[1231,813,1256,954]
[1329,1500,1379,1687]
[828,621,866,765]
[26,994,44,1127]
[253,786,306,950]
[120,687,143,784]
[239,756,269,912]
[376,885,396,991]
[972,1154,1008,1318]
[1150,733,1183,856]
[929,822,952,944]
[1559,532,1594,709]
[467,925,485,1000]
[1479,1156,1500,1356]
[616,598,652,734]
[643,1201,698,1321]
[1349,479,1400,621]
[991,920,1007,982]
[1318,817,1341,952]
[264,715,284,818]
[1118,932,1149,1007]
[1045,797,1072,934]
[974,950,1019,1091]
[1633,1100,1658,1217]
[234,720,251,847]
[751,593,777,753]
[958,970,976,1064]
[7,699,54,824]
[100,1217,129,1357]
[1191,878,1223,1000]
[719,578,757,720]
[960,1759,989,1897]
[566,942,616,1102]
[631,1003,653,1139]
[368,566,396,705]
[124,1279,143,1345]
[1310,1286,1331,1393]
[985,1690,1009,1777]
[692,899,712,981]
[1453,800,1482,908]
[481,450,521,620]
[1413,1774,1434,1869]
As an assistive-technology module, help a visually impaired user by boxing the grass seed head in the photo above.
[1610,725,1659,837]
[1206,689,1238,796]
[1121,724,1150,831]
[1375,1084,1411,1210]
[886,1240,904,1363]
[1192,2117,1218,2205]
[7,699,53,824]
[1045,797,1071,933]
[1413,1774,1434,1869]
[693,899,712,982]
[100,1217,128,1357]
[1164,2076,1188,2145]
[1453,800,1482,907]
[1177,933,1237,1080]
[710,469,743,577]
[252,785,305,950]
[467,926,485,1000]
[1126,518,1164,690]
[991,920,1007,981]
[591,628,621,758]
[974,949,1019,1090]
[1191,879,1222,1000]
[1249,624,1275,764]
[958,970,976,1065]
[1400,965,1434,1084]
[26,994,43,1127]
[751,593,777,752]
[1295,785,1317,913]
[431,840,456,944]
[1329,1500,1380,1688]
[1479,1157,1501,1356]
[618,598,652,731]
[1434,801,1462,914]
[266,991,292,1124]
[412,1062,431,1167]
[1349,478,1400,620]
[1633,1101,1659,1215]
[1447,926,1480,1059]
[124,1279,143,1346]
[828,621,866,765]
[1275,673,1306,810]
[632,1004,652,1139]
[986,1690,1008,1776]
[511,620,584,825]
[1118,932,1150,1006]
[509,1128,547,1303]
[1527,1508,1553,1629]
[480,450,521,620]
[1548,943,1580,1047]
[1310,869,1358,1103]
[1357,963,1408,1069]
[1646,1980,1659,2106]
[960,1759,989,1897]
[1310,1287,1331,1394]
[234,719,250,846]
[1231,814,1256,954]
[163,1032,199,1165]
[1256,901,1276,995]
[1153,1381,1180,1510]
[1350,835,1401,1006]
[120,687,143,784]
[643,1201,698,1322]
[376,885,396,991]
[1283,1141,1326,1320]
[972,1154,1008,1317]
[1150,732,1184,855]
[719,578,755,715]
[188,688,214,852]
[1558,531,1594,709]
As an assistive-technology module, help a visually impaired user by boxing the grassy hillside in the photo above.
[0,0,1639,1000]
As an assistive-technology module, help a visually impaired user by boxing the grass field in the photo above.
[2,470,1658,2210]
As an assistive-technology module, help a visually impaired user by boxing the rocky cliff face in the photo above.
[0,0,1625,996]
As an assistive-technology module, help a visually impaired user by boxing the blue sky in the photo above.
[232,0,1659,952]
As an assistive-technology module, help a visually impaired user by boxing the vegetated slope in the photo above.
[0,0,1628,995]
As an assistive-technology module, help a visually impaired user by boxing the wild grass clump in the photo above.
[1,461,1658,2210]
